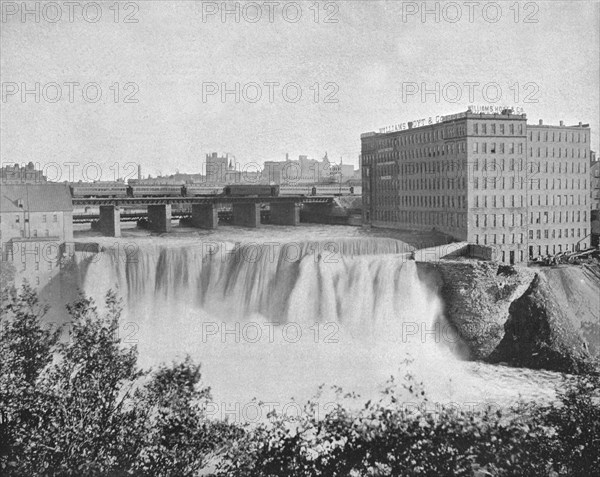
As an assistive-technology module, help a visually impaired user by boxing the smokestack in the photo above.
[559,120,564,126]
[138,165,142,180]
[579,122,582,127]
[539,119,543,125]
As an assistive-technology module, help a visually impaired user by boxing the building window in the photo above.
[53,214,58,223]
[42,215,47,223]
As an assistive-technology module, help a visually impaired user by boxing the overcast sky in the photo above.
[1,0,599,180]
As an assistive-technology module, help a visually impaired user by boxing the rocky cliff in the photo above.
[417,260,600,373]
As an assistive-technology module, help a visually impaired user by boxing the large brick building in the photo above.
[361,110,591,264]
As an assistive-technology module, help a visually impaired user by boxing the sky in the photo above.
[1,0,599,181]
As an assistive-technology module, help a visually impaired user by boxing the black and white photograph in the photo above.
[1,1,599,475]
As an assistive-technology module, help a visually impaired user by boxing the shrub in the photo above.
[0,284,235,476]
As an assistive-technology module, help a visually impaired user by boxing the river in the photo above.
[72,224,566,421]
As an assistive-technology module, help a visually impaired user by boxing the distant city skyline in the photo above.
[2,1,599,180]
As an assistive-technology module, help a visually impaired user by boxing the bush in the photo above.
[214,374,599,477]
[1,284,598,476]
[0,284,235,476]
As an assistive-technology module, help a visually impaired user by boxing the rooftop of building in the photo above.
[0,183,73,213]
[527,119,590,129]
[362,109,590,138]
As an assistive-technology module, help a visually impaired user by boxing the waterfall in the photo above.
[76,237,460,405]
[80,237,436,328]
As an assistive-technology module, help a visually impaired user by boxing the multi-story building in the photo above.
[0,183,74,289]
[205,152,232,183]
[591,151,600,211]
[526,121,592,257]
[361,110,591,263]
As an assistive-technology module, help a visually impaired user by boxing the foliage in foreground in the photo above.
[0,284,238,476]
[0,284,599,476]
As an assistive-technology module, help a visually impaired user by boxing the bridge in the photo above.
[72,195,334,237]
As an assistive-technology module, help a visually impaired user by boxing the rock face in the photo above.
[417,260,535,360]
[488,273,593,373]
[416,260,599,373]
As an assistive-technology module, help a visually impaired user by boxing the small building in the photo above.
[1,183,74,289]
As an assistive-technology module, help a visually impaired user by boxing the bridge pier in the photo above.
[98,206,121,237]
[147,204,172,233]
[232,202,261,228]
[191,203,218,229]
[270,202,300,226]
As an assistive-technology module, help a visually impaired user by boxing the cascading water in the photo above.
[76,233,560,415]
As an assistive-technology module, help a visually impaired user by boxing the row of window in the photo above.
[530,210,588,224]
[529,243,587,259]
[375,194,466,209]
[372,210,465,229]
[473,122,524,136]
[473,210,588,228]
[472,142,523,154]
[20,261,55,271]
[399,142,467,161]
[474,233,524,245]
[529,146,588,159]
[473,195,524,208]
[16,229,53,238]
[401,177,467,191]
[373,160,587,181]
[528,130,588,143]
[472,193,588,208]
[528,193,588,206]
[473,176,525,190]
[475,214,524,228]
[8,214,58,224]
[528,228,588,240]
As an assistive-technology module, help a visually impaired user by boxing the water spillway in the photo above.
[75,232,560,410]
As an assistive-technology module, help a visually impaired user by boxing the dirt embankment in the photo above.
[417,260,600,373]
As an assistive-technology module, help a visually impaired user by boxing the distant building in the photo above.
[361,110,591,263]
[1,183,74,289]
[329,161,356,183]
[263,153,335,185]
[1,162,47,183]
[205,152,232,183]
